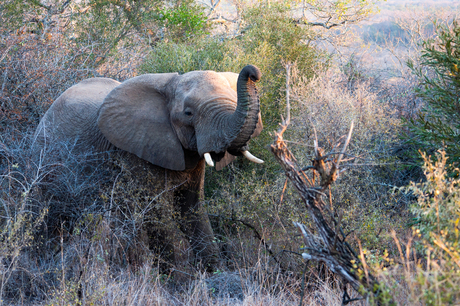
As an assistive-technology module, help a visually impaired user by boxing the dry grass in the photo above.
[43,262,348,306]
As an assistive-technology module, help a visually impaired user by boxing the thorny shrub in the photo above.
[0,132,181,302]
[0,29,144,134]
[289,67,408,251]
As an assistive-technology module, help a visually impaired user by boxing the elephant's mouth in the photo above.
[182,126,264,168]
[203,150,263,167]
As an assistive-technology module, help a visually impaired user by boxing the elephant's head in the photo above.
[97,65,263,171]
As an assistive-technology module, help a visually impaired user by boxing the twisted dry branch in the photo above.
[270,122,391,304]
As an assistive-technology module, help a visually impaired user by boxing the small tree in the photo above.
[405,21,460,170]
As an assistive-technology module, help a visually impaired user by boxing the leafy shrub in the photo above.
[405,21,460,171]
[157,1,209,41]
[406,151,460,247]
[141,37,230,74]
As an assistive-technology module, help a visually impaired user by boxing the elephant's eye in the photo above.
[184,111,193,116]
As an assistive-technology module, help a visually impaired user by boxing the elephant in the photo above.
[34,65,263,268]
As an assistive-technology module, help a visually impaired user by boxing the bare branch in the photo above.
[205,0,222,17]
[285,63,291,127]
[0,45,13,64]
[270,120,392,304]
[208,15,238,24]
[336,121,354,167]
[298,19,351,29]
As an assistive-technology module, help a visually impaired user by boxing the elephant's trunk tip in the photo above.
[241,65,262,83]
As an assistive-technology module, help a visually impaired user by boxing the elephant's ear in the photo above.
[97,73,186,171]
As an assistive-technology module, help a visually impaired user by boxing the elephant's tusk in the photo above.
[241,150,264,164]
[204,153,214,167]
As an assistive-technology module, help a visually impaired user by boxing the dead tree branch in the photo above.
[269,66,393,305]
[295,18,352,29]
[270,125,392,303]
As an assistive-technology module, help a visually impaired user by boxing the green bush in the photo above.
[405,21,460,171]
[156,1,209,41]
[140,37,230,74]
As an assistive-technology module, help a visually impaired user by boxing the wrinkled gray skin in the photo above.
[34,65,262,268]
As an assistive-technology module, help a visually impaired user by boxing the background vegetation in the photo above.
[1,0,459,304]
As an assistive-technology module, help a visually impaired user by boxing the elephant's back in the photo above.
[34,78,120,151]
[57,78,120,112]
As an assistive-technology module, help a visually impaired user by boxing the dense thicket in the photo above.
[3,0,458,304]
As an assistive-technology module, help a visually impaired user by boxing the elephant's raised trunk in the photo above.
[226,65,261,152]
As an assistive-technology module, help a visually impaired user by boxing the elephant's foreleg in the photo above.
[174,161,219,269]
